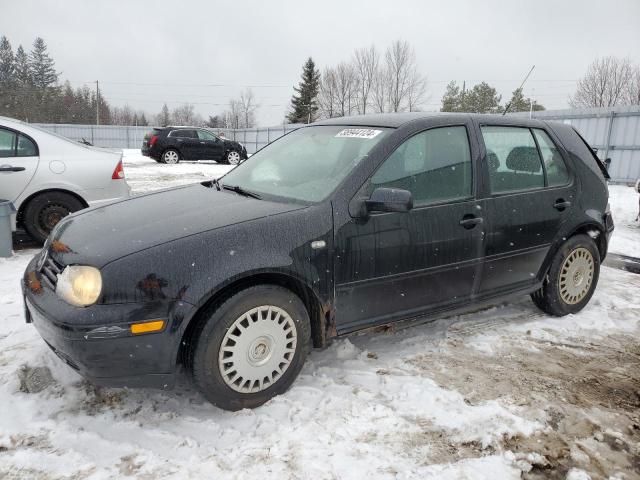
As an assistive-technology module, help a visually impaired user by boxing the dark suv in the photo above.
[24,113,613,411]
[142,126,248,164]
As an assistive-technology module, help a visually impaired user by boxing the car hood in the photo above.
[48,183,305,267]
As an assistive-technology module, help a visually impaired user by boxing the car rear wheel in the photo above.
[225,150,241,165]
[23,192,85,244]
[189,285,311,411]
[161,149,180,164]
[531,234,600,316]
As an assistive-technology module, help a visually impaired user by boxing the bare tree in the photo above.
[353,45,379,114]
[171,103,203,125]
[570,56,634,108]
[625,65,640,106]
[407,66,428,112]
[239,88,258,128]
[371,66,388,113]
[318,66,338,119]
[332,62,357,117]
[385,40,418,112]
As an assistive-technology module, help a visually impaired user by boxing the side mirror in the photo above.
[365,187,413,214]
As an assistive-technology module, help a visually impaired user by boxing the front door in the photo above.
[334,124,485,333]
[0,127,39,203]
[196,130,224,160]
[478,125,577,295]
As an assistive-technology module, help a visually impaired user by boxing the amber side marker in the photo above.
[130,320,165,335]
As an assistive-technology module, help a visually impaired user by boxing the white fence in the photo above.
[33,123,304,154]
[513,106,640,183]
[35,106,640,182]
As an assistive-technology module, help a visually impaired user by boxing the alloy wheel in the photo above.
[163,150,179,164]
[227,151,241,165]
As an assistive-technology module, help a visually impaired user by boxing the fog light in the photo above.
[131,320,165,335]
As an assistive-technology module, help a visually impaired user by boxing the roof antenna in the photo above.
[502,65,535,116]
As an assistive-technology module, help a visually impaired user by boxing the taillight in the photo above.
[149,135,158,147]
[112,160,125,180]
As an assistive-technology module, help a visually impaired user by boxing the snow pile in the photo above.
[608,184,639,258]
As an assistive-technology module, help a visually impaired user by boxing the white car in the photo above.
[0,116,131,243]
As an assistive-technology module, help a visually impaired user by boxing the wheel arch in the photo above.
[539,221,606,281]
[16,188,89,228]
[178,271,328,368]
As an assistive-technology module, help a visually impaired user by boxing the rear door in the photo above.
[478,124,576,295]
[0,127,39,203]
[335,121,485,333]
[171,129,199,160]
[196,129,224,160]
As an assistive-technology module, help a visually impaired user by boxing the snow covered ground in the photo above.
[608,184,640,258]
[0,151,639,479]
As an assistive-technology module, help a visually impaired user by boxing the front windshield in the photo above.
[221,125,390,202]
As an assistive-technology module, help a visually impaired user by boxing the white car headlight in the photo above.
[56,266,102,307]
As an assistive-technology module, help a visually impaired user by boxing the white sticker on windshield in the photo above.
[335,128,382,139]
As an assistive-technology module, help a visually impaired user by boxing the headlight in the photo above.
[56,266,102,307]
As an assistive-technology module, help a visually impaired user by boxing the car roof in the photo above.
[313,112,549,129]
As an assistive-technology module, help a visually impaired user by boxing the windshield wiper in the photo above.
[222,184,262,199]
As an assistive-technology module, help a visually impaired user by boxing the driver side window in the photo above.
[370,126,472,206]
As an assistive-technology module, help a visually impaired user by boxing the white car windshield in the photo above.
[220,125,390,203]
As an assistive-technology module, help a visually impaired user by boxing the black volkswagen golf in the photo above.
[23,113,613,411]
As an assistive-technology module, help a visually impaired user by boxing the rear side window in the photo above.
[370,125,472,206]
[532,129,569,186]
[0,128,16,158]
[17,135,37,156]
[481,126,544,193]
[170,129,196,138]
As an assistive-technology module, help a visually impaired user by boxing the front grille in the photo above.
[39,254,63,290]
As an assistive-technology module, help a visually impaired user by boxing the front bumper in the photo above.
[22,256,193,389]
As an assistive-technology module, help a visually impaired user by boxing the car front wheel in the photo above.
[189,285,311,410]
[531,234,600,316]
[224,150,241,165]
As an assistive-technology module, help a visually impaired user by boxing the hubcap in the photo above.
[218,305,297,394]
[228,151,240,165]
[558,247,594,305]
[164,151,179,163]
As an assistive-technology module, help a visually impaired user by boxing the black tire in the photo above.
[160,149,180,164]
[23,192,84,244]
[531,234,600,316]
[189,285,311,411]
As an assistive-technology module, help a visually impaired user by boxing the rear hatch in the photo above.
[142,128,163,148]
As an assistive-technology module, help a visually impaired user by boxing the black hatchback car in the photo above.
[24,113,613,411]
[141,126,248,164]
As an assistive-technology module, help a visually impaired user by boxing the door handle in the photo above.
[0,166,26,172]
[553,199,572,211]
[200,141,205,144]
[459,215,483,229]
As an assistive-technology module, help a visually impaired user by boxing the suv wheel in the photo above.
[189,285,311,411]
[161,149,180,164]
[225,150,241,165]
[23,192,84,244]
[531,234,600,316]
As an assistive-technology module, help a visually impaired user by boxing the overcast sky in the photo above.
[2,0,639,125]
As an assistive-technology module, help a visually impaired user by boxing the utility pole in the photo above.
[461,80,466,112]
[96,80,100,125]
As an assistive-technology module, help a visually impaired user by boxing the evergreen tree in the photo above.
[504,88,545,113]
[12,44,34,121]
[158,103,170,126]
[464,82,502,113]
[0,36,15,115]
[14,46,31,86]
[138,112,148,126]
[29,37,58,89]
[440,81,462,112]
[287,57,320,124]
